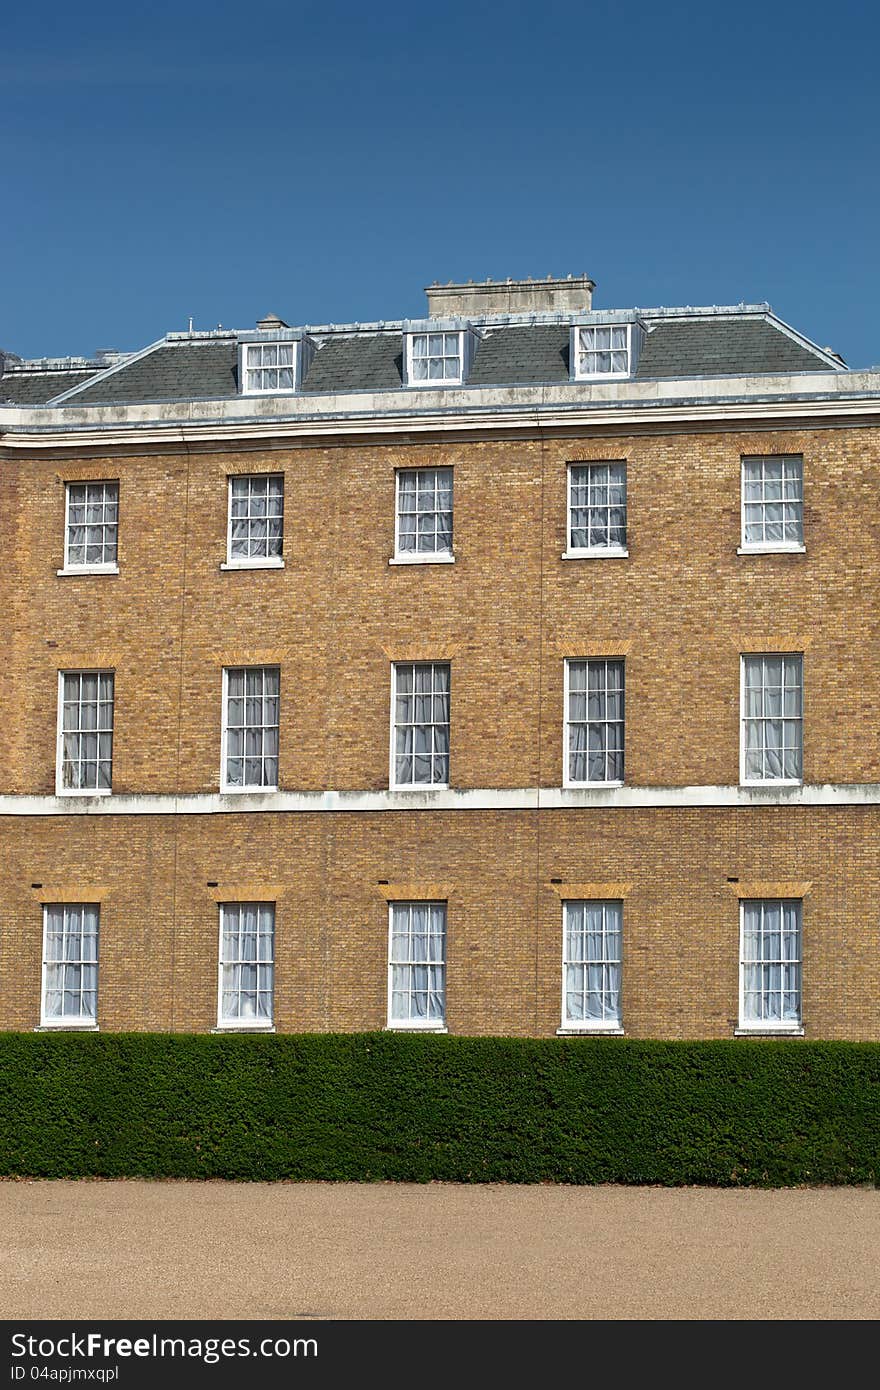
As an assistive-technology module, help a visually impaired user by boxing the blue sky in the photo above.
[3,0,879,365]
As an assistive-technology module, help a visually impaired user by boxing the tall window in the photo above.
[741,655,803,783]
[741,456,803,549]
[64,481,118,571]
[574,325,631,378]
[218,903,275,1027]
[395,468,453,559]
[222,667,280,791]
[565,659,625,785]
[567,462,627,553]
[227,475,284,565]
[391,662,450,789]
[57,672,114,794]
[243,343,296,392]
[406,332,463,384]
[739,900,802,1031]
[388,902,447,1029]
[562,900,622,1030]
[41,904,99,1027]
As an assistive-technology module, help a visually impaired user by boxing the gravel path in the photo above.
[2,1181,877,1320]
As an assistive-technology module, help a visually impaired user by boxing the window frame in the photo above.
[222,473,285,570]
[404,330,465,387]
[563,461,629,559]
[572,324,633,381]
[563,658,625,789]
[55,670,115,797]
[59,480,120,576]
[558,899,624,1035]
[215,901,276,1031]
[739,653,804,787]
[240,341,299,395]
[386,900,448,1032]
[737,898,803,1035]
[40,903,100,1030]
[738,455,806,555]
[389,661,451,792]
[220,666,281,794]
[391,467,455,565]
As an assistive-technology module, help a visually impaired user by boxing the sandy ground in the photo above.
[1,1181,878,1320]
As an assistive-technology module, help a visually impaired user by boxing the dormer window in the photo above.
[573,325,634,379]
[243,342,297,393]
[405,331,465,386]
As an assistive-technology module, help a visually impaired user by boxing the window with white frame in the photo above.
[41,904,99,1027]
[388,901,446,1029]
[391,662,450,789]
[741,456,804,549]
[64,481,119,570]
[227,474,284,564]
[222,667,280,791]
[562,900,622,1030]
[406,332,463,384]
[565,659,624,785]
[218,902,275,1027]
[568,462,627,553]
[741,654,803,783]
[57,672,114,793]
[243,343,296,393]
[395,468,453,559]
[739,899,802,1031]
[574,325,631,378]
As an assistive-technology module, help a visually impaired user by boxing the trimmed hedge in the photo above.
[1,1033,879,1185]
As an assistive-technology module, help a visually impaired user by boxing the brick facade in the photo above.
[2,420,879,1037]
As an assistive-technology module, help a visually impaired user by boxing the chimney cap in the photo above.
[256,311,290,331]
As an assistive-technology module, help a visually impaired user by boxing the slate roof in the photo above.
[303,334,403,392]
[1,309,842,408]
[0,369,98,404]
[636,318,831,379]
[69,340,239,404]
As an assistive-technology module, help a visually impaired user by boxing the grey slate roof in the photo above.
[303,334,403,392]
[10,310,838,408]
[0,369,98,404]
[70,340,239,403]
[469,325,570,385]
[636,318,831,379]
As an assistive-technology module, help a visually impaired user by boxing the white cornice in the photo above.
[3,391,880,452]
[1,784,879,815]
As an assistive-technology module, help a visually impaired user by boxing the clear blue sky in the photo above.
[3,0,879,366]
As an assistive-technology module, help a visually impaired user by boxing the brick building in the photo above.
[1,275,878,1040]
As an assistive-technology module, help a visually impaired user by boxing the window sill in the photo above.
[220,786,279,796]
[389,554,455,566]
[736,545,805,556]
[385,1025,448,1033]
[211,1025,276,1033]
[739,780,803,789]
[734,1027,804,1037]
[35,1023,99,1032]
[563,780,624,791]
[557,1026,624,1036]
[389,784,450,794]
[219,559,285,571]
[55,788,112,798]
[405,380,464,389]
[56,566,119,577]
[561,548,629,561]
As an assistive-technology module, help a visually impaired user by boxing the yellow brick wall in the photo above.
[1,423,879,1035]
[1,808,878,1038]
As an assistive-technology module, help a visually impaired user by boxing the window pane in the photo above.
[389,902,446,1025]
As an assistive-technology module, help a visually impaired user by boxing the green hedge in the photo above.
[1,1033,879,1185]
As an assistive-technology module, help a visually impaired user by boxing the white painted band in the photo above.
[1,784,879,816]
